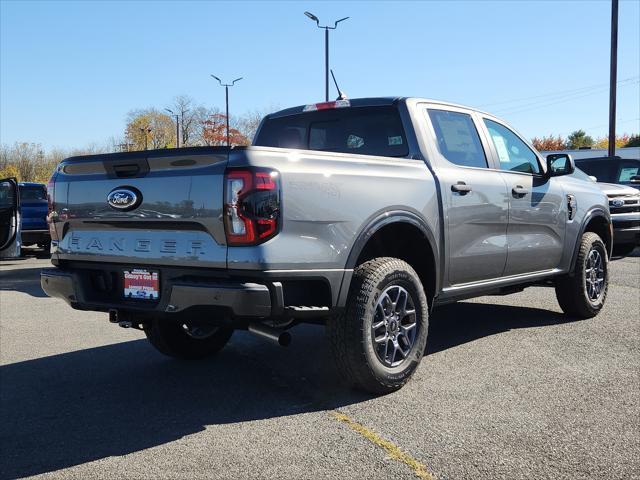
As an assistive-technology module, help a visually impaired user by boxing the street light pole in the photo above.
[304,11,349,101]
[165,109,180,148]
[139,127,151,150]
[608,0,619,158]
[210,75,243,147]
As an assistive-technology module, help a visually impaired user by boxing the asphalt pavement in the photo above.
[0,250,638,479]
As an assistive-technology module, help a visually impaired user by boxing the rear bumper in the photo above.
[20,229,49,245]
[41,268,275,318]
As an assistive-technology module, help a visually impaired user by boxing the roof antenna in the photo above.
[331,69,348,100]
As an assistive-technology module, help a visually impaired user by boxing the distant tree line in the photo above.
[0,95,273,183]
[531,131,640,151]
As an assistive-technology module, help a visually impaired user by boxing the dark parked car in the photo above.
[575,156,640,190]
[18,182,50,249]
[573,158,640,257]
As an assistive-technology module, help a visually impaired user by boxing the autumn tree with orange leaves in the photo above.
[531,135,567,151]
[201,114,250,146]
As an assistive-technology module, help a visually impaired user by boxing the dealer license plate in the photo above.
[123,269,159,300]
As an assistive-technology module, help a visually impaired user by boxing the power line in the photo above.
[494,79,639,116]
[478,75,639,109]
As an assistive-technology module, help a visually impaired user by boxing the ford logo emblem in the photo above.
[107,187,141,211]
[611,199,624,208]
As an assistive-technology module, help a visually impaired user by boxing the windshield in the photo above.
[255,106,409,158]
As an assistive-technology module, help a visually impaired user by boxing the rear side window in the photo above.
[19,185,47,201]
[255,106,409,158]
[427,109,487,168]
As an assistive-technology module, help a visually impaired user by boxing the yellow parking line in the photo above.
[332,411,435,480]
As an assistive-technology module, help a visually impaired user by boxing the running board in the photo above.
[285,306,330,319]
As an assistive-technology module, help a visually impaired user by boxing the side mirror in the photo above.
[589,176,598,183]
[546,153,575,177]
[630,175,640,184]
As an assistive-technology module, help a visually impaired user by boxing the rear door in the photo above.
[481,117,566,275]
[0,178,20,258]
[423,107,509,285]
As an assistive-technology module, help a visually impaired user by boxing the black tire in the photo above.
[145,318,233,360]
[555,232,609,319]
[328,257,429,394]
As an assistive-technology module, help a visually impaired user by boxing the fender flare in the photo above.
[570,207,612,271]
[336,209,440,308]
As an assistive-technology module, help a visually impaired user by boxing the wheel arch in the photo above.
[570,208,613,272]
[337,210,440,308]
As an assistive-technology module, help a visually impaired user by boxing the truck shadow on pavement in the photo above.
[0,301,569,479]
[0,267,48,298]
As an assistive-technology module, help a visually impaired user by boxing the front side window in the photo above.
[484,119,540,174]
[0,181,16,209]
[427,109,487,168]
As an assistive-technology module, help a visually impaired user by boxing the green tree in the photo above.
[567,130,594,149]
[625,134,640,147]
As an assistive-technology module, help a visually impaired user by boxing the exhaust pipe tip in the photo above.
[278,331,292,347]
[248,322,292,347]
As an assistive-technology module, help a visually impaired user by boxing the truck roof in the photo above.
[18,182,46,187]
[267,96,493,119]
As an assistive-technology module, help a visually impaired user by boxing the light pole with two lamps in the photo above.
[210,75,243,147]
[304,11,349,101]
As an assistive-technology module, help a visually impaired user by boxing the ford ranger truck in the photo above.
[41,97,612,394]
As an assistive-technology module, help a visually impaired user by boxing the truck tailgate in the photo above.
[51,148,229,268]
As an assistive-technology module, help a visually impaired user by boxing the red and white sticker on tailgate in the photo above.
[124,269,159,300]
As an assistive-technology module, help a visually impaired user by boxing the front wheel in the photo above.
[328,257,429,394]
[145,318,233,360]
[555,232,609,319]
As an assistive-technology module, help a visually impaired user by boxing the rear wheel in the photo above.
[328,257,429,394]
[555,232,609,319]
[145,318,233,360]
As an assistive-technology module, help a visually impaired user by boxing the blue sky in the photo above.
[1,0,639,150]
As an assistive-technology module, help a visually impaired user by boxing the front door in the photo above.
[482,119,566,275]
[425,108,509,285]
[0,178,21,258]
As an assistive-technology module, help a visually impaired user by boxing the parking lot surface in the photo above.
[1,251,639,480]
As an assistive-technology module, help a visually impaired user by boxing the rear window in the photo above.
[254,106,409,158]
[19,185,47,201]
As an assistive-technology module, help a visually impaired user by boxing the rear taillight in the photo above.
[224,168,280,246]
[46,172,59,241]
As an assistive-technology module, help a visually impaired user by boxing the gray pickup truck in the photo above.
[41,97,612,393]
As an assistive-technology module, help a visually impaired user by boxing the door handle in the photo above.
[512,185,529,197]
[451,182,472,194]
